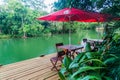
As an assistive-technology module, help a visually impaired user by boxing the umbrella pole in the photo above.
[68,14,72,45]
[69,27,71,45]
[98,22,100,39]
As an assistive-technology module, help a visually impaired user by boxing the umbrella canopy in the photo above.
[37,8,111,22]
[113,18,120,21]
[37,8,113,44]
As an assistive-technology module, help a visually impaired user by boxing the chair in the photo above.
[75,38,87,54]
[50,43,65,71]
[88,40,99,52]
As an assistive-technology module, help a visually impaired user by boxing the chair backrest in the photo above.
[55,43,65,57]
[56,43,63,46]
[83,38,87,43]
[81,38,88,48]
[56,43,64,51]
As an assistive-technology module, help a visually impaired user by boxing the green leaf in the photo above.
[77,75,102,80]
[85,52,93,59]
[58,71,66,80]
[59,68,66,74]
[103,76,113,80]
[81,59,106,66]
[104,57,116,64]
[85,42,91,52]
[73,52,85,62]
[109,54,118,58]
[63,56,72,70]
[69,53,85,69]
[69,63,79,69]
[71,66,104,78]
[78,54,87,63]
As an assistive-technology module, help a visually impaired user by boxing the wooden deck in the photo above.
[0,53,60,80]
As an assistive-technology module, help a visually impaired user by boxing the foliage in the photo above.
[0,0,47,38]
[53,0,95,11]
[58,42,115,80]
[58,23,120,80]
[104,28,120,79]
[53,0,120,15]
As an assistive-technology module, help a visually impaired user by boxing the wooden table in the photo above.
[87,39,103,50]
[88,39,103,43]
[58,44,83,58]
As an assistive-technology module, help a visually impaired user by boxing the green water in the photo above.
[0,30,102,65]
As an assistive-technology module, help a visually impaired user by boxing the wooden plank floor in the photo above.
[0,53,60,80]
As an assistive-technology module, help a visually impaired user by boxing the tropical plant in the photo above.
[58,23,120,80]
[58,42,116,80]
[103,28,120,80]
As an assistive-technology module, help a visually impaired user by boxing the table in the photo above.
[58,44,83,58]
[87,39,103,51]
[88,39,103,43]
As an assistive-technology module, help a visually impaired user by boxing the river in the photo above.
[0,30,103,65]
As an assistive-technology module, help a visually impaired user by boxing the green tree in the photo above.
[0,0,46,38]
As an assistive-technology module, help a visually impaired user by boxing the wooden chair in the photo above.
[50,43,65,71]
[75,38,87,54]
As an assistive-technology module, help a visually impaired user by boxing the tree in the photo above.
[0,0,46,37]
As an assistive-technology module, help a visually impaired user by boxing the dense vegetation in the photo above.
[0,0,103,38]
[0,0,47,38]
[52,0,120,80]
[59,26,120,80]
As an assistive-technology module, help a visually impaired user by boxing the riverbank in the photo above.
[0,33,52,39]
[0,53,60,80]
[0,34,11,39]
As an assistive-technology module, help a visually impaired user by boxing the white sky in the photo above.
[0,0,57,12]
[44,0,58,12]
[0,0,3,5]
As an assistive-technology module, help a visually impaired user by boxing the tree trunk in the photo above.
[21,16,27,38]
[23,32,27,38]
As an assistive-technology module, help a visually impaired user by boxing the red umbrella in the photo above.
[113,18,120,21]
[37,8,111,22]
[37,8,112,44]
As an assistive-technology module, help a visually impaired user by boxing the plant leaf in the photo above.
[77,75,102,80]
[85,42,91,52]
[58,71,66,80]
[72,52,85,62]
[71,66,104,78]
[104,57,116,64]
[69,63,79,69]
[63,56,72,70]
[85,52,93,59]
[80,59,106,66]
[69,53,85,69]
[103,76,113,80]
[59,67,66,74]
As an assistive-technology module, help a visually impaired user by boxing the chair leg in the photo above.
[70,51,74,59]
[50,59,59,71]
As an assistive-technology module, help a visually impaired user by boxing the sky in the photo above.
[0,0,57,12]
[44,0,58,12]
[0,0,3,5]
